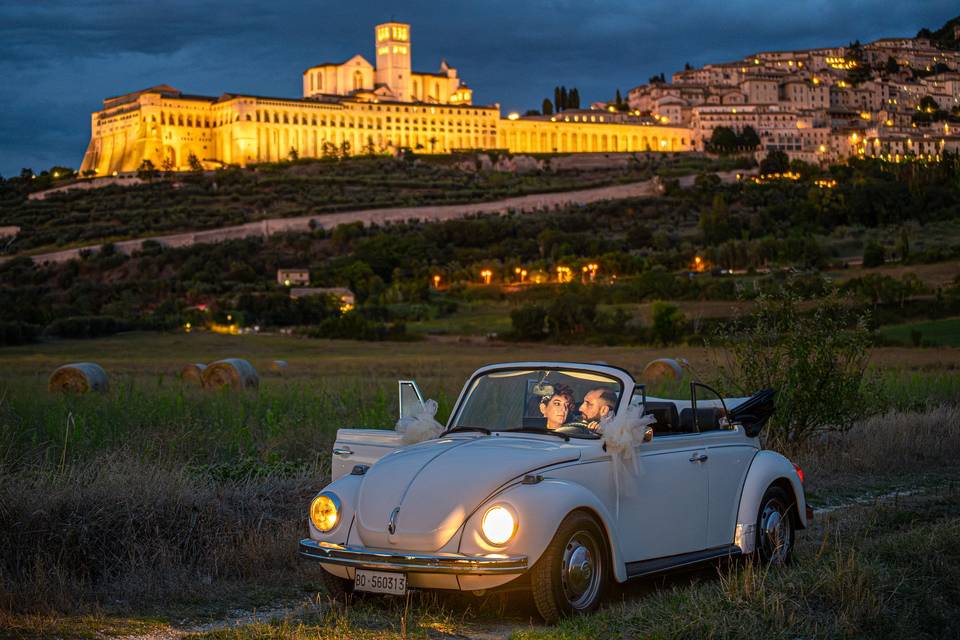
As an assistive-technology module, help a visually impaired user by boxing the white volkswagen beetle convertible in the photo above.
[300,362,810,622]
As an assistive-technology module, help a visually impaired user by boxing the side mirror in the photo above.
[643,426,654,443]
[398,380,425,420]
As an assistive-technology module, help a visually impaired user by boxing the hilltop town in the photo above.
[621,17,960,162]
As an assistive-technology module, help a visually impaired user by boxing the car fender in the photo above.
[308,473,364,544]
[734,450,808,554]
[457,478,629,583]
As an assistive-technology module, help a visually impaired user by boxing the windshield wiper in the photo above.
[514,428,570,442]
[443,426,492,436]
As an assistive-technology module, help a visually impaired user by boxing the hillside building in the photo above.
[79,21,690,175]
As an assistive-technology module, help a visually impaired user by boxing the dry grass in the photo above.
[796,404,960,499]
[0,452,327,613]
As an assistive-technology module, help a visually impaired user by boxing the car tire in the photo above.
[531,511,608,623]
[755,485,795,565]
[319,567,354,602]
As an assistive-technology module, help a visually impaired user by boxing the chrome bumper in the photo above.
[299,539,528,575]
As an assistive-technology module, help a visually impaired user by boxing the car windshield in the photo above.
[450,367,623,438]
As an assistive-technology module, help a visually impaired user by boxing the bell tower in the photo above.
[374,21,412,101]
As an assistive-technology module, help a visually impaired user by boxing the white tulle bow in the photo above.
[600,404,656,516]
[395,399,445,445]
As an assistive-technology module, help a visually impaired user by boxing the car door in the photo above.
[615,431,709,563]
[684,384,759,549]
[702,428,757,549]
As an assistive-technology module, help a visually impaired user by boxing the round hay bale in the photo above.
[270,360,288,374]
[179,363,207,386]
[639,358,685,384]
[201,358,259,391]
[48,363,109,394]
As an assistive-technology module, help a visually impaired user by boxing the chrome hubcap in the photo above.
[760,499,791,563]
[560,532,602,609]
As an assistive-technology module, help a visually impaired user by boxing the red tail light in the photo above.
[793,463,805,485]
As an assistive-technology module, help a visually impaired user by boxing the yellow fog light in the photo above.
[481,505,517,546]
[310,492,340,532]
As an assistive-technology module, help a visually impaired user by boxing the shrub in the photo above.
[44,316,129,339]
[715,293,871,447]
[0,321,41,347]
[510,304,547,340]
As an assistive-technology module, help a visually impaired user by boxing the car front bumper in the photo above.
[299,539,528,575]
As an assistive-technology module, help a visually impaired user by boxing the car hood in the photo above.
[355,435,580,551]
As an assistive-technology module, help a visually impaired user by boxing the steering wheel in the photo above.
[556,422,601,439]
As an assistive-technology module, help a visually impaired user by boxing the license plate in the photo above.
[353,569,407,595]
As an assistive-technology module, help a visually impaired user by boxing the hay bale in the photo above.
[201,358,259,391]
[179,363,207,386]
[639,358,685,384]
[48,362,109,394]
[270,360,288,374]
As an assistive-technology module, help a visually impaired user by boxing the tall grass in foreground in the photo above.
[0,452,326,612]
[0,379,456,468]
[513,491,960,640]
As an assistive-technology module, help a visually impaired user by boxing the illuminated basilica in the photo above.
[80,21,691,174]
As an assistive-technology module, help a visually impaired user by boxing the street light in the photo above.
[480,269,493,285]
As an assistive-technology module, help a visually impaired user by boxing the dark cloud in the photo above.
[0,0,956,176]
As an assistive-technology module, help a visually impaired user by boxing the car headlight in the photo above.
[481,504,517,546]
[310,492,341,532]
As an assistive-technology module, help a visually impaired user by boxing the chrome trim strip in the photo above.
[299,539,527,575]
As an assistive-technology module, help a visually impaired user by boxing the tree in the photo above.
[684,62,692,71]
[339,140,351,157]
[287,147,299,162]
[615,88,623,110]
[187,153,204,172]
[760,150,790,174]
[885,55,900,75]
[651,301,685,345]
[568,88,580,109]
[715,293,870,446]
[708,127,738,153]
[862,241,886,268]
[541,98,553,116]
[699,193,732,244]
[554,86,562,113]
[137,159,158,180]
[739,126,761,149]
[559,86,568,112]
[160,157,175,172]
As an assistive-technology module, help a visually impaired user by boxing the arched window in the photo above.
[317,72,323,90]
[353,70,363,91]
[433,82,440,100]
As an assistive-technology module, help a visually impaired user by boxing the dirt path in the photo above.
[11,170,743,266]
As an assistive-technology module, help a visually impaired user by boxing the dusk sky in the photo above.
[0,0,956,177]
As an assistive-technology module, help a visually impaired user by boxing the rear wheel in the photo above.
[319,567,354,603]
[755,485,795,565]
[531,511,608,623]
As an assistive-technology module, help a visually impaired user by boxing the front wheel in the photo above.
[531,511,608,623]
[755,485,795,565]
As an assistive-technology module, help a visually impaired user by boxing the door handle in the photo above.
[333,447,353,456]
[689,453,708,463]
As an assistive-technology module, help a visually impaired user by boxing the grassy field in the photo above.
[1,333,959,638]
[877,316,960,347]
